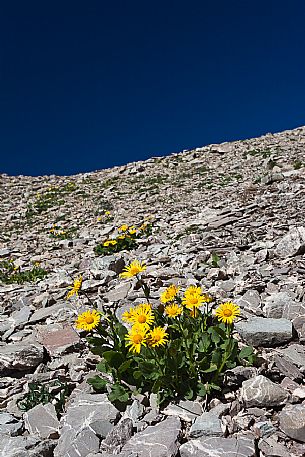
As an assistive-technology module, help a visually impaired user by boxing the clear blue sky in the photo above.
[1,0,305,176]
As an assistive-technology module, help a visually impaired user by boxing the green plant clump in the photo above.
[0,259,48,284]
[26,181,77,218]
[17,380,68,415]
[75,262,255,408]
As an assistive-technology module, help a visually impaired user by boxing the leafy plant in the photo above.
[26,181,77,218]
[76,262,254,407]
[0,259,48,284]
[17,380,69,415]
[49,224,78,240]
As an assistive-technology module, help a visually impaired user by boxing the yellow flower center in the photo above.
[189,297,199,305]
[85,315,95,324]
[137,315,147,323]
[132,334,143,344]
[223,309,233,317]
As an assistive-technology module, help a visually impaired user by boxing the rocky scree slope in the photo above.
[1,126,305,457]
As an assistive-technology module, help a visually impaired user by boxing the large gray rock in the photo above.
[24,402,59,439]
[236,317,292,347]
[279,404,305,442]
[121,416,181,457]
[179,434,256,457]
[0,343,44,374]
[240,375,288,407]
[54,393,120,457]
[275,226,305,258]
[278,344,305,367]
[0,433,55,457]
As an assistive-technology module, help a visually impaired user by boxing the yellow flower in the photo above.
[215,302,240,324]
[75,309,101,331]
[160,284,180,303]
[118,224,129,232]
[147,327,168,348]
[184,285,202,298]
[117,235,126,240]
[66,275,83,299]
[182,293,205,310]
[105,211,111,216]
[122,307,135,323]
[130,303,154,328]
[165,303,183,318]
[139,223,147,231]
[128,229,137,235]
[125,325,147,353]
[103,240,117,247]
[97,216,102,222]
[120,260,146,278]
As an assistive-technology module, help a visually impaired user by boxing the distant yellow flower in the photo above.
[182,293,205,310]
[215,302,240,324]
[130,303,154,328]
[75,309,100,331]
[165,303,183,318]
[105,211,111,216]
[66,275,83,299]
[117,235,126,240]
[122,307,135,323]
[103,240,117,247]
[97,216,102,222]
[118,224,129,232]
[160,284,180,304]
[139,223,147,231]
[147,327,168,348]
[129,229,137,235]
[125,325,147,353]
[120,260,146,278]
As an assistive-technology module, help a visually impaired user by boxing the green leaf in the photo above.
[87,375,107,392]
[96,361,108,373]
[108,383,130,403]
[133,370,143,380]
[202,363,218,373]
[118,359,133,375]
[239,346,254,359]
[103,351,124,369]
[197,383,207,397]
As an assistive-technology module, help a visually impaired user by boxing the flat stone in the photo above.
[104,282,131,302]
[236,290,262,315]
[54,393,120,457]
[29,302,68,323]
[278,344,305,368]
[279,404,305,442]
[236,317,292,347]
[240,375,288,407]
[122,416,181,457]
[163,400,203,422]
[179,434,256,457]
[24,402,59,439]
[190,411,224,438]
[36,324,80,355]
[0,343,44,374]
[273,354,303,381]
[0,434,40,457]
[275,226,305,258]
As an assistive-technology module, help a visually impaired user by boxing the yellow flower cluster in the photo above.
[66,275,83,299]
[49,224,66,237]
[101,222,150,250]
[123,303,168,353]
[97,211,112,223]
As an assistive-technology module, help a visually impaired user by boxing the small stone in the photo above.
[279,404,305,442]
[24,403,59,439]
[236,317,292,347]
[122,416,181,457]
[240,375,288,407]
[0,343,44,374]
[179,434,256,457]
[100,418,133,454]
[275,226,305,258]
[163,400,202,422]
[189,411,224,438]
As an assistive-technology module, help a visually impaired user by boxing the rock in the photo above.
[54,393,120,457]
[226,366,258,387]
[24,403,59,439]
[236,290,262,315]
[100,418,133,454]
[122,416,181,457]
[240,375,288,407]
[278,344,305,368]
[273,354,303,381]
[0,343,44,374]
[263,291,305,320]
[179,434,256,457]
[29,302,70,323]
[236,317,292,347]
[0,434,56,457]
[275,226,305,258]
[189,411,224,438]
[36,324,80,355]
[104,282,131,302]
[279,404,305,442]
[163,400,203,422]
[258,435,291,457]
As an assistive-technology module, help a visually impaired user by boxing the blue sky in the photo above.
[1,0,305,176]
